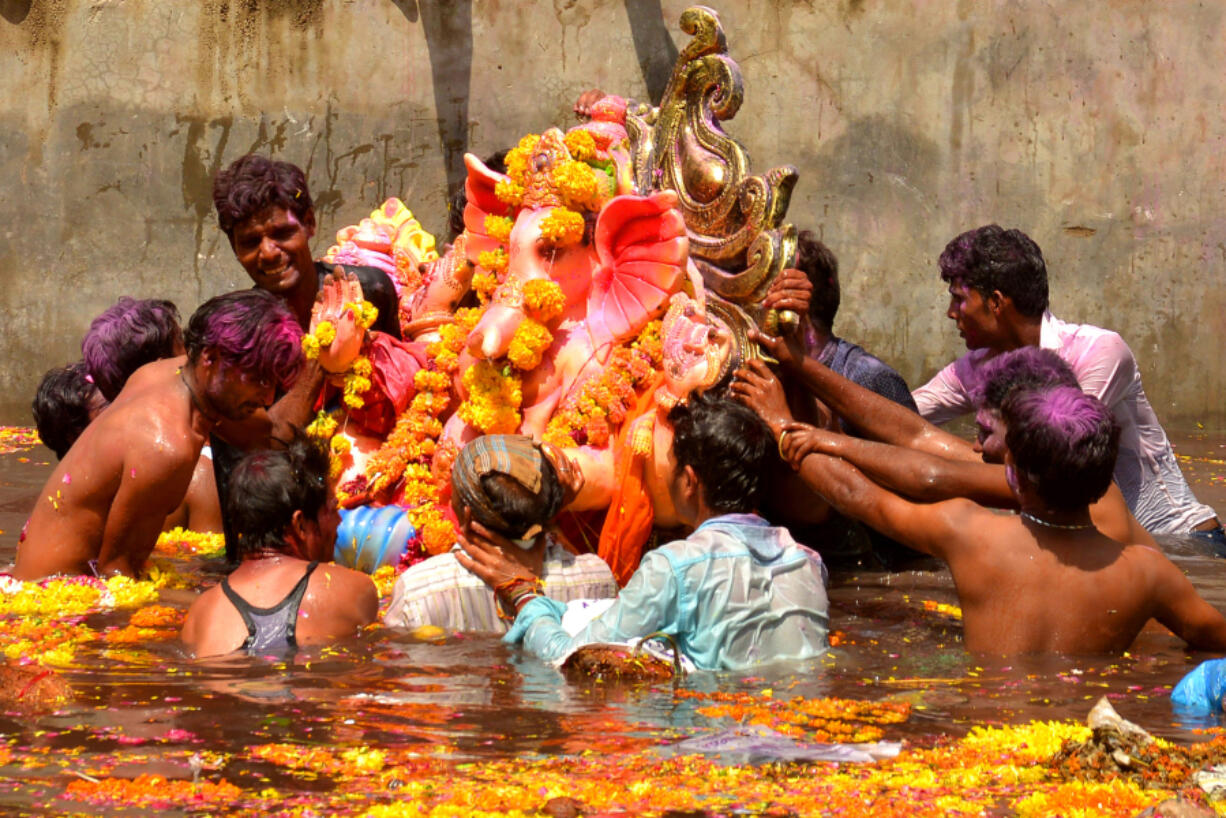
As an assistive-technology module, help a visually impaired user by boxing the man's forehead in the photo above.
[234,205,297,234]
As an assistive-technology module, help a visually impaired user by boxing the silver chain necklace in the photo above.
[1020,511,1095,531]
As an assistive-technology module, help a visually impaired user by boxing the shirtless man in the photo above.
[181,433,377,657]
[13,290,302,580]
[735,332,1152,547]
[776,384,1226,655]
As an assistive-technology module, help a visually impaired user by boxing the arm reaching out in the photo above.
[1149,553,1226,651]
[753,329,977,462]
[779,422,979,562]
[781,423,1014,506]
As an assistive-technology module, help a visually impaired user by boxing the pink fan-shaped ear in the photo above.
[586,191,688,348]
[462,153,513,263]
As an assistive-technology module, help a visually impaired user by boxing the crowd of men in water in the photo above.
[11,144,1226,670]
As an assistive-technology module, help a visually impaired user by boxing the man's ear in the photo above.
[303,208,317,238]
[681,464,701,506]
[987,289,1009,315]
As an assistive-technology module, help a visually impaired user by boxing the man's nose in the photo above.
[258,237,281,264]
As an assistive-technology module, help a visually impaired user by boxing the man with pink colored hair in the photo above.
[773,384,1226,655]
[13,291,303,580]
[912,225,1219,543]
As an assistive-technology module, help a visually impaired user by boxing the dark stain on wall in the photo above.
[178,115,234,292]
[623,0,679,103]
[0,0,31,24]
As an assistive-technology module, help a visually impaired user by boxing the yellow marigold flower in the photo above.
[563,128,597,161]
[553,160,600,210]
[305,409,338,441]
[495,178,524,207]
[539,207,585,247]
[484,215,514,243]
[413,369,450,392]
[330,435,351,455]
[354,300,379,330]
[301,334,321,360]
[507,318,553,371]
[523,279,566,323]
[352,356,373,377]
[314,321,336,346]
[517,133,541,153]
[476,249,508,276]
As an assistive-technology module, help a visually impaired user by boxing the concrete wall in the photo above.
[1,0,1223,427]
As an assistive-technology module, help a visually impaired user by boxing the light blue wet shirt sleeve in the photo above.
[503,550,679,664]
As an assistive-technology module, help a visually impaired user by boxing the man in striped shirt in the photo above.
[384,435,617,633]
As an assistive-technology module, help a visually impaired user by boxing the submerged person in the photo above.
[31,361,108,460]
[181,433,378,657]
[12,290,302,580]
[384,435,617,632]
[778,385,1226,655]
[80,296,222,534]
[457,393,830,671]
[912,224,1220,542]
[735,339,1153,547]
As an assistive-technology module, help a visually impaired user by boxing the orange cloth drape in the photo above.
[596,374,665,586]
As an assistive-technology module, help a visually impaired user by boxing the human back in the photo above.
[15,357,200,579]
[181,432,377,657]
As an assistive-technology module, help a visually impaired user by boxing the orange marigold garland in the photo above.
[543,320,664,449]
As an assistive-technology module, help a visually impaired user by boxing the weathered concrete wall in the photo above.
[1,0,1223,427]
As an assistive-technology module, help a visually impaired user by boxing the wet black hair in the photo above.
[448,150,509,241]
[939,224,1049,318]
[473,459,564,539]
[667,391,772,514]
[794,230,841,331]
[32,361,104,460]
[212,153,313,238]
[226,430,331,559]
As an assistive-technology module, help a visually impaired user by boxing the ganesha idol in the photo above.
[322,6,797,580]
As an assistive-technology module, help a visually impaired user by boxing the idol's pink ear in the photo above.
[462,153,512,263]
[587,190,688,348]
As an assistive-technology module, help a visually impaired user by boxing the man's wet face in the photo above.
[974,407,1007,464]
[946,281,998,351]
[206,364,277,422]
[230,206,316,298]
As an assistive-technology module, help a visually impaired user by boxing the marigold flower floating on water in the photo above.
[0,425,43,455]
[63,774,241,808]
[154,527,225,559]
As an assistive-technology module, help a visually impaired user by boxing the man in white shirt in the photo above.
[384,435,617,632]
[912,224,1220,542]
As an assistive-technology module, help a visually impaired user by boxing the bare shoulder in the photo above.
[308,563,379,615]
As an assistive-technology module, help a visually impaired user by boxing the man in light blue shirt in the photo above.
[457,393,830,671]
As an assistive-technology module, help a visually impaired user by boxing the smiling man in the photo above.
[13,291,303,580]
[911,224,1221,543]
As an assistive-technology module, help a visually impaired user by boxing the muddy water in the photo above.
[1,430,1225,806]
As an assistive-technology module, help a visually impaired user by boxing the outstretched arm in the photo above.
[787,426,1014,507]
[1149,554,1226,651]
[754,329,977,462]
[779,423,980,562]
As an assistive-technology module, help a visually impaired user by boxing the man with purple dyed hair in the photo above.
[14,291,303,580]
[737,338,1154,549]
[81,297,184,402]
[773,384,1226,655]
[912,225,1220,544]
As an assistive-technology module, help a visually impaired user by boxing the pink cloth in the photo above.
[912,312,1216,535]
[320,333,428,438]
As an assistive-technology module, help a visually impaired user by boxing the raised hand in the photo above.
[763,266,812,318]
[778,421,836,471]
[729,359,794,436]
[749,326,806,374]
[310,268,367,373]
[574,88,607,118]
[454,519,544,609]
